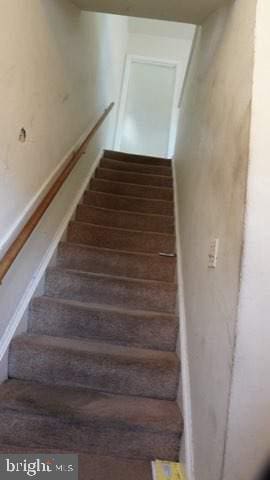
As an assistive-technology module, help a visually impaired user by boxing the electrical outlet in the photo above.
[208,238,219,268]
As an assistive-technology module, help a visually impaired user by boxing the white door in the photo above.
[117,59,177,158]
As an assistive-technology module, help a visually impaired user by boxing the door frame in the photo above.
[114,54,182,158]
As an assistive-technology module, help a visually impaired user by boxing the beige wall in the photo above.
[0,1,127,251]
[174,1,256,479]
[223,0,270,478]
[0,1,127,374]
[127,18,195,63]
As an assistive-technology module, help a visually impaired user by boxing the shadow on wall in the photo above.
[39,0,123,142]
[39,0,128,159]
[0,0,127,379]
[256,461,270,480]
[173,0,256,480]
[0,0,128,253]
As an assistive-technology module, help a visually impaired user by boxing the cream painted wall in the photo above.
[0,1,127,252]
[0,1,127,372]
[127,20,195,63]
[128,18,195,40]
[173,1,256,480]
[223,1,270,478]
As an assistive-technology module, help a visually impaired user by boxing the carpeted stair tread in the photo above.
[76,204,174,234]
[83,190,174,215]
[9,334,179,399]
[0,448,153,480]
[95,167,173,188]
[45,268,177,314]
[100,157,172,176]
[68,221,175,254]
[104,150,172,167]
[89,177,173,201]
[5,150,182,460]
[0,380,182,459]
[57,242,176,282]
[29,296,178,351]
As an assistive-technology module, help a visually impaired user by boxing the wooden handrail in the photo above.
[0,102,115,284]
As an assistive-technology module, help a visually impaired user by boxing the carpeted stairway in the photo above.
[0,150,182,478]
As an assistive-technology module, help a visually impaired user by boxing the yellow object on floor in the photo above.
[151,460,187,480]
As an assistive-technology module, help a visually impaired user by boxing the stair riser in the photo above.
[68,222,175,254]
[100,158,172,177]
[76,205,174,234]
[104,150,172,167]
[89,178,173,201]
[0,413,180,460]
[29,298,178,351]
[95,168,173,188]
[0,147,182,464]
[84,191,174,215]
[9,342,178,400]
[57,243,176,282]
[45,270,177,314]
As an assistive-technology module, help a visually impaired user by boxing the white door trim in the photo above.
[114,54,181,158]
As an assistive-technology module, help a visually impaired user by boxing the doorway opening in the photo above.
[113,18,195,159]
[115,55,181,158]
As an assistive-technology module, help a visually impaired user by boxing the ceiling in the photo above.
[71,0,226,25]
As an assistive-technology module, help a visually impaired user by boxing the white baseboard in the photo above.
[0,149,103,376]
[172,158,195,480]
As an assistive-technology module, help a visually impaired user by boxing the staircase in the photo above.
[0,150,182,475]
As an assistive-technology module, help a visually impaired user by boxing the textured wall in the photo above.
[128,34,192,63]
[0,1,127,367]
[173,1,256,479]
[223,1,270,478]
[0,1,127,250]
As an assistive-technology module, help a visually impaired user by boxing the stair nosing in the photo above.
[58,242,176,284]
[70,220,175,238]
[104,149,172,164]
[90,176,173,192]
[47,266,178,288]
[32,295,178,319]
[85,189,174,205]
[74,217,174,235]
[91,177,173,191]
[101,158,172,175]
[96,167,173,182]
[59,241,176,259]
[0,407,180,436]
[2,380,181,434]
[13,333,179,360]
[79,204,174,220]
